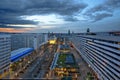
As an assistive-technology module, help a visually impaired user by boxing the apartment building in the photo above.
[72,34,120,80]
[0,34,11,78]
[11,33,47,51]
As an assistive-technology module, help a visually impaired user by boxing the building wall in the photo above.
[11,33,34,50]
[72,35,120,80]
[0,35,11,76]
[11,33,47,51]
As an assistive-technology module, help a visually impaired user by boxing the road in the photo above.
[14,40,96,80]
[18,44,58,79]
[46,42,96,80]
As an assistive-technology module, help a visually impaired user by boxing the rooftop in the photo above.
[65,54,75,64]
[56,53,77,68]
[78,35,120,42]
[11,48,34,62]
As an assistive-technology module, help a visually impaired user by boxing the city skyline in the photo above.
[0,0,120,33]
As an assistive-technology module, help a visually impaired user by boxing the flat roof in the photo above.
[56,53,77,68]
[50,53,60,70]
[59,44,70,50]
[11,48,34,62]
[78,35,120,42]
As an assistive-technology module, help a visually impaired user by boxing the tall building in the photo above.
[0,34,11,78]
[11,33,47,51]
[68,29,70,35]
[72,34,120,80]
[11,33,34,50]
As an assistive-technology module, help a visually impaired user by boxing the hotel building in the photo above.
[72,34,120,80]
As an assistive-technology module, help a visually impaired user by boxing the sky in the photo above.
[0,0,120,33]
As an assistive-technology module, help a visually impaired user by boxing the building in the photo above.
[11,33,33,50]
[33,33,48,51]
[59,44,70,53]
[72,34,120,80]
[0,34,11,78]
[10,48,34,78]
[50,52,79,78]
[11,33,48,51]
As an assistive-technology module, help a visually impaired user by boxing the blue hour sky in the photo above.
[0,0,120,33]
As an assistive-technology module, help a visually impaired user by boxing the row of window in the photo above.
[85,38,119,79]
[0,37,10,40]
[0,53,10,62]
[0,59,10,70]
[86,43,120,62]
[78,48,107,80]
[0,63,10,72]
[0,45,10,50]
[84,44,120,76]
[0,39,10,42]
[72,36,120,80]
[81,48,113,79]
[82,46,120,79]
[94,40,120,49]
[90,42,120,56]
[0,48,11,53]
[0,50,10,56]
[0,42,10,46]
[79,36,120,45]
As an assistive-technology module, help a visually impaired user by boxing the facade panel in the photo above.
[0,35,11,78]
[72,35,120,80]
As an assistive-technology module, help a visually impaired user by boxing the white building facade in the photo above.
[72,35,120,80]
[11,33,48,51]
[0,34,11,78]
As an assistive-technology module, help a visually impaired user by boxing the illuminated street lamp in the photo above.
[88,64,91,67]
[75,74,77,78]
[28,61,30,64]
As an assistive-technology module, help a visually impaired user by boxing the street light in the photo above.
[88,64,91,67]
[28,61,30,64]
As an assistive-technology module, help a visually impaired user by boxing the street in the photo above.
[18,44,58,79]
[14,39,96,80]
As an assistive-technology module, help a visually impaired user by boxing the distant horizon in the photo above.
[0,30,120,34]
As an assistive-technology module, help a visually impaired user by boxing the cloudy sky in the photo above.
[0,0,120,33]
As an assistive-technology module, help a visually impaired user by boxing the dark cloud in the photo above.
[0,24,33,28]
[92,13,113,22]
[0,17,38,25]
[0,13,38,28]
[63,16,79,22]
[25,0,87,15]
[84,0,120,22]
[0,0,87,28]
